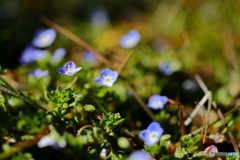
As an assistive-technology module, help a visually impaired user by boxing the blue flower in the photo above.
[32,28,56,48]
[119,29,141,49]
[29,68,49,78]
[90,8,109,28]
[139,122,164,146]
[209,134,223,142]
[82,50,97,63]
[182,79,199,92]
[159,62,173,76]
[147,95,168,110]
[19,46,49,64]
[96,68,118,87]
[57,61,82,76]
[37,135,66,150]
[51,48,66,64]
[128,150,152,160]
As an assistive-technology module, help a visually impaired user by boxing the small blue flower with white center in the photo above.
[128,150,152,160]
[37,135,66,150]
[29,68,49,78]
[159,62,173,76]
[57,61,82,76]
[50,48,66,64]
[119,29,141,49]
[32,28,56,48]
[139,122,164,147]
[96,68,118,87]
[19,46,49,64]
[147,95,168,110]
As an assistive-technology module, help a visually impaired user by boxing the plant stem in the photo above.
[0,85,66,126]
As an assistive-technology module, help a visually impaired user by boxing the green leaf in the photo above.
[84,104,95,112]
[174,146,187,159]
[188,146,198,153]
[74,112,81,122]
[160,134,171,142]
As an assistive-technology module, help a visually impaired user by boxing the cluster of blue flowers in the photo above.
[138,90,169,147]
[20,28,57,65]
[21,28,149,87]
[21,27,172,158]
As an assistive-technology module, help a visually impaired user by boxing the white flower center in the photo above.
[103,75,113,85]
[40,36,51,45]
[152,101,163,109]
[65,65,73,74]
[149,131,159,143]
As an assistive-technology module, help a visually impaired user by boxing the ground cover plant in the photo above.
[0,0,240,160]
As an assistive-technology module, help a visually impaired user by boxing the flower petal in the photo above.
[139,129,148,140]
[111,71,119,81]
[56,68,66,75]
[148,122,161,131]
[64,61,76,70]
[29,68,49,78]
[96,76,104,85]
[100,68,112,76]
[129,150,152,160]
[51,48,66,64]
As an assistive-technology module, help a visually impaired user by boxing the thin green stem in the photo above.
[76,125,94,137]
[65,76,78,89]
[0,76,21,94]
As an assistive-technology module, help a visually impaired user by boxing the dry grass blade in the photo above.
[194,74,239,153]
[117,50,133,74]
[184,91,210,126]
[123,82,156,121]
[168,98,185,137]
[203,91,212,144]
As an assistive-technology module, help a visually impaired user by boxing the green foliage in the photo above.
[0,109,13,133]
[0,66,7,75]
[174,146,188,159]
[93,112,126,133]
[12,152,32,160]
[47,87,82,117]
[0,94,6,110]
[17,110,52,134]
